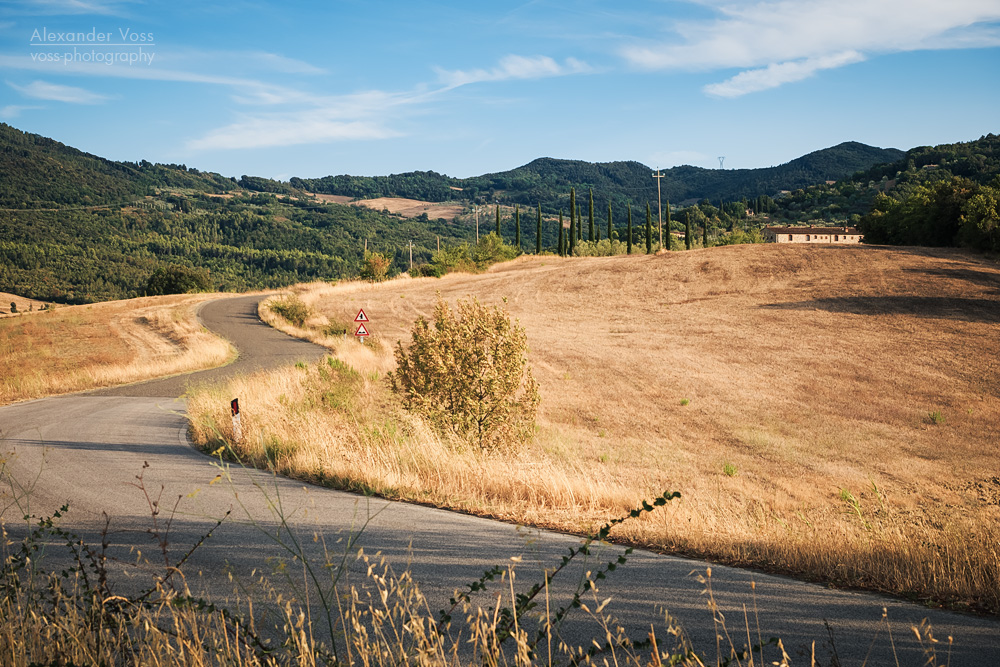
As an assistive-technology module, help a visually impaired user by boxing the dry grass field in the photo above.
[0,293,233,405]
[0,292,50,317]
[302,191,355,204]
[351,197,466,221]
[189,244,1000,613]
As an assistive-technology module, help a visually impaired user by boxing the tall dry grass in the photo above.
[188,355,639,529]
[0,294,233,405]
[190,245,1000,614]
[0,448,812,667]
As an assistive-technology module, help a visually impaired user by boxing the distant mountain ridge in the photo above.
[292,142,906,210]
[0,122,903,211]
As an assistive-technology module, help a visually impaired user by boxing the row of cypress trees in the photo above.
[489,186,720,256]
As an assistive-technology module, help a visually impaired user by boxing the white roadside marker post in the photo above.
[230,398,242,443]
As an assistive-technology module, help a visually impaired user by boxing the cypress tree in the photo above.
[626,203,633,254]
[685,211,692,250]
[569,189,576,232]
[515,204,521,249]
[558,211,565,256]
[577,203,582,241]
[495,204,501,236]
[588,189,595,241]
[536,203,542,254]
[607,202,613,242]
[665,199,672,250]
[645,202,652,254]
[569,204,577,255]
[702,219,708,248]
[566,204,576,255]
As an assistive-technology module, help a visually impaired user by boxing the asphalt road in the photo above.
[1,295,997,664]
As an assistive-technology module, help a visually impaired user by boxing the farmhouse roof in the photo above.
[764,226,860,235]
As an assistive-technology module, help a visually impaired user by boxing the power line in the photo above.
[652,169,665,248]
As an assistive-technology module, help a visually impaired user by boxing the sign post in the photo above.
[354,309,370,343]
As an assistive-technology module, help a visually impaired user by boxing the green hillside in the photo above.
[0,123,234,208]
[3,120,994,304]
[0,124,475,303]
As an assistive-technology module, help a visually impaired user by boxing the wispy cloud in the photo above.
[0,104,44,119]
[704,50,865,97]
[6,0,126,15]
[0,53,307,104]
[621,0,1000,96]
[9,79,108,103]
[185,89,424,150]
[161,49,327,77]
[436,54,592,88]
[187,112,399,150]
[0,51,413,150]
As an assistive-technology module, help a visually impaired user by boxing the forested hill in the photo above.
[0,124,473,304]
[291,142,905,210]
[850,133,1000,186]
[0,123,235,208]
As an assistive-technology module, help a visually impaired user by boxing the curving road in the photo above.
[1,295,997,664]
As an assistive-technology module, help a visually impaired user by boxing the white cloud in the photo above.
[159,49,326,77]
[10,0,125,15]
[186,90,424,150]
[704,50,865,97]
[0,104,43,119]
[437,55,592,88]
[0,53,311,105]
[187,112,399,150]
[9,79,108,103]
[0,52,422,150]
[621,0,1000,96]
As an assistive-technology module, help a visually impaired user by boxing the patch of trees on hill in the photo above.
[860,178,999,251]
[757,133,1000,250]
[0,192,475,304]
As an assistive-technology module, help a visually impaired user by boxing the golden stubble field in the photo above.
[0,293,233,405]
[191,243,1000,611]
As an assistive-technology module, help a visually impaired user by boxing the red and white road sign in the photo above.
[355,308,369,322]
[354,323,370,337]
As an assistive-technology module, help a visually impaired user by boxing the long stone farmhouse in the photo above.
[762,226,863,244]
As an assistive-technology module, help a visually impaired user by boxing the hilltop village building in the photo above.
[762,226,863,244]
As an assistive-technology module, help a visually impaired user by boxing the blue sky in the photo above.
[1,0,998,179]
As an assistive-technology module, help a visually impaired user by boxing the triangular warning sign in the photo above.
[354,308,369,322]
[354,323,370,337]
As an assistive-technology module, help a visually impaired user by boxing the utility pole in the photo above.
[652,169,665,249]
[407,240,414,270]
[474,205,480,243]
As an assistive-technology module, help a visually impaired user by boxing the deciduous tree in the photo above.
[390,297,540,452]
